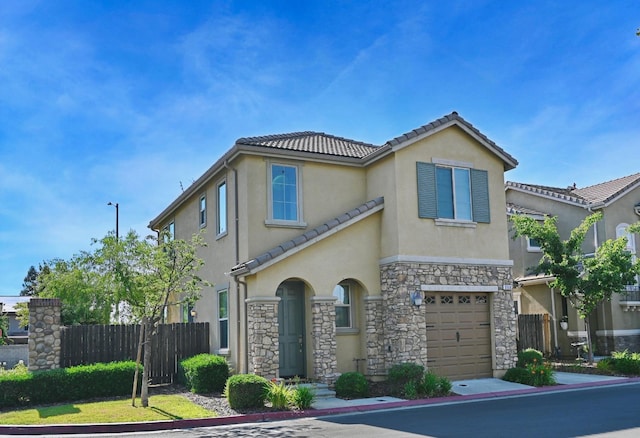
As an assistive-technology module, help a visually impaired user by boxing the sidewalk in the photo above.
[1,372,637,435]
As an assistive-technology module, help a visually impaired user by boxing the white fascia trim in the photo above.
[596,329,640,337]
[379,255,514,267]
[248,203,384,275]
[421,285,499,292]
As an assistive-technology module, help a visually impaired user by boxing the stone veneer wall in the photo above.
[364,296,385,377]
[246,297,280,379]
[595,333,640,355]
[379,261,517,374]
[28,298,62,372]
[310,296,338,384]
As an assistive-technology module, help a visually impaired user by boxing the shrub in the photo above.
[403,380,418,399]
[611,350,640,375]
[290,385,315,410]
[225,374,268,409]
[517,348,544,368]
[180,354,229,393]
[420,371,439,397]
[335,372,369,398]
[437,376,452,395]
[526,362,555,386]
[265,380,292,409]
[596,358,614,373]
[0,361,140,409]
[388,363,424,386]
[503,367,533,385]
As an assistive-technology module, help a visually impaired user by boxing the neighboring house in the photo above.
[506,173,640,357]
[149,112,519,382]
[0,296,29,344]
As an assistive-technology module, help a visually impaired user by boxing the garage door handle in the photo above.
[456,331,460,342]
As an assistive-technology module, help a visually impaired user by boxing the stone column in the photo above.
[28,298,62,372]
[364,296,385,377]
[492,288,518,372]
[245,296,280,379]
[310,296,338,385]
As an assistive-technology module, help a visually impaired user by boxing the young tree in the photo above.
[94,230,209,407]
[511,212,640,362]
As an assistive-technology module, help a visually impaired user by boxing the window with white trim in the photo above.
[527,237,541,252]
[218,289,228,350]
[199,195,206,228]
[217,180,227,235]
[269,163,302,223]
[333,283,352,328]
[416,162,490,223]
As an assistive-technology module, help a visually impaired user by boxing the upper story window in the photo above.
[416,161,490,224]
[199,195,206,228]
[267,163,305,227]
[616,223,636,254]
[333,283,352,329]
[217,180,227,236]
[527,237,541,252]
[218,289,229,350]
[162,221,175,242]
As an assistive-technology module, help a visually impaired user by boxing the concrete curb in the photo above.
[2,376,639,435]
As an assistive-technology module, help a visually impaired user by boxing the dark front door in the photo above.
[277,282,305,378]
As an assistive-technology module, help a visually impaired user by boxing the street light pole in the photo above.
[107,202,119,240]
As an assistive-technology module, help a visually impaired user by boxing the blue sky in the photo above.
[1,1,638,295]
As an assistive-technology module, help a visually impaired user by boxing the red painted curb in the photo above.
[1,377,639,435]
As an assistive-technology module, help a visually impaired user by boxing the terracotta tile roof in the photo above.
[505,181,589,205]
[236,131,379,159]
[507,172,640,207]
[230,197,384,275]
[572,173,640,204]
[506,203,548,217]
[384,111,518,170]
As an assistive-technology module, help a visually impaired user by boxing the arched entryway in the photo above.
[276,281,306,378]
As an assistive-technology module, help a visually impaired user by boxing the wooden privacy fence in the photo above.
[517,314,551,355]
[60,322,209,384]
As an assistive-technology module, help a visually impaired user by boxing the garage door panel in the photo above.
[425,292,492,380]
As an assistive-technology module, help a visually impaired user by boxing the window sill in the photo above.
[216,348,230,356]
[265,219,307,229]
[336,328,359,336]
[435,218,477,228]
[527,248,542,253]
[216,231,228,240]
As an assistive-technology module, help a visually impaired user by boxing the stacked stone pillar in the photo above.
[364,296,385,377]
[310,296,338,385]
[245,297,280,379]
[28,298,62,371]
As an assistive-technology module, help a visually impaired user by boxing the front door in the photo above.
[277,282,305,378]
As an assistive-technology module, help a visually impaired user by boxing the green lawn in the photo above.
[0,395,216,425]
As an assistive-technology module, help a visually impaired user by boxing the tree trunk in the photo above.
[131,317,146,407]
[585,317,594,364]
[141,319,152,407]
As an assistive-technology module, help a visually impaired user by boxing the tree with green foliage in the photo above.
[511,212,640,363]
[0,311,9,345]
[93,230,210,407]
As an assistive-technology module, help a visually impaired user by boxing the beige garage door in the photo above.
[425,292,492,380]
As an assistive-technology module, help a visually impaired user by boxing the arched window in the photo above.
[616,223,636,254]
[333,282,353,329]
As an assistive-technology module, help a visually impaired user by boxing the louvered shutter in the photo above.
[416,162,437,218]
[471,168,490,223]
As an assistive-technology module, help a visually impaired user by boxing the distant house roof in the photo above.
[506,172,640,208]
[0,296,29,313]
[230,197,384,276]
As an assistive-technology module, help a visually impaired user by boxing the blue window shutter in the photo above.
[416,162,437,218]
[471,169,490,223]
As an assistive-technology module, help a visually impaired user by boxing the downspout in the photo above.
[548,282,559,356]
[223,159,248,374]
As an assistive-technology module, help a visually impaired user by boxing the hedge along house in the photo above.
[506,173,640,357]
[148,112,519,383]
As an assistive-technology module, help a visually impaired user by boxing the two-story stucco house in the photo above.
[149,112,519,382]
[506,173,640,358]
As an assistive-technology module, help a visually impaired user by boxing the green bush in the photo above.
[437,376,452,395]
[503,367,533,385]
[180,354,229,393]
[0,361,140,409]
[388,363,425,386]
[290,385,315,410]
[264,380,292,409]
[611,350,640,375]
[596,358,614,373]
[335,372,369,398]
[517,348,544,368]
[225,374,268,409]
[420,371,439,396]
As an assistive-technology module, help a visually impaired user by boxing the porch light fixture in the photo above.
[190,309,197,321]
[411,291,423,307]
